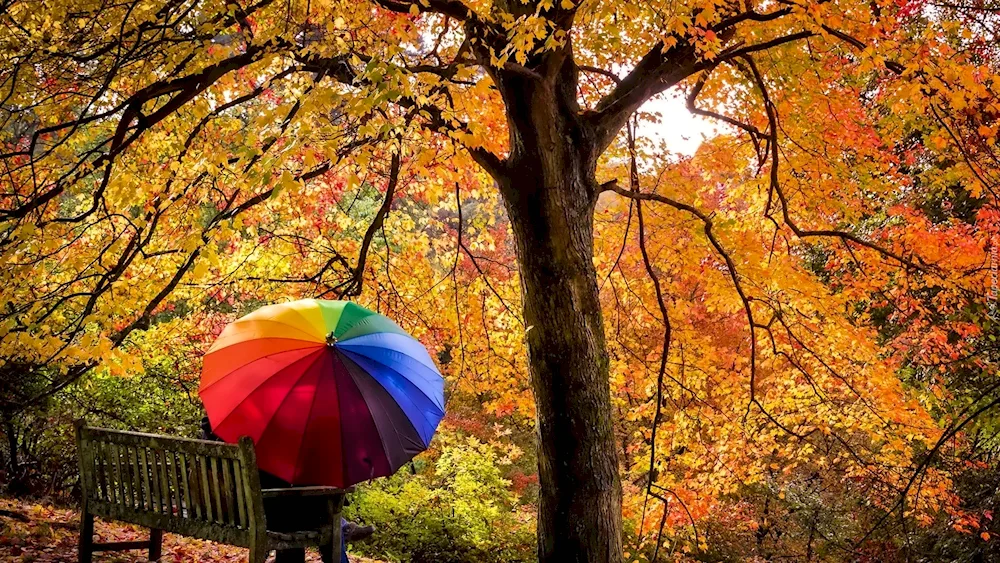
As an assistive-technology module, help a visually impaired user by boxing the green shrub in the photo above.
[345,436,535,563]
[1,340,203,498]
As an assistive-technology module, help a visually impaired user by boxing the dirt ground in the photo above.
[0,497,381,563]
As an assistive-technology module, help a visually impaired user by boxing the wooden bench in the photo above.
[75,421,347,563]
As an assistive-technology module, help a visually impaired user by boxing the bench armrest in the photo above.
[261,486,354,498]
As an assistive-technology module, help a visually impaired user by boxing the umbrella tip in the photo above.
[326,332,338,346]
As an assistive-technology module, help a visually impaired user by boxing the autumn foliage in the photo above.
[3,0,1000,560]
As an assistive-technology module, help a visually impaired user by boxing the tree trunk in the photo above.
[492,57,624,563]
[3,416,18,480]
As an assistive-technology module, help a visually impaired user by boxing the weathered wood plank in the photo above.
[109,445,120,505]
[178,452,193,518]
[108,444,121,506]
[167,450,181,517]
[238,436,267,563]
[125,446,136,508]
[157,449,172,516]
[199,454,213,521]
[81,427,240,458]
[87,499,253,547]
[130,446,144,511]
[96,442,110,503]
[190,454,204,520]
[210,457,223,523]
[116,444,133,508]
[261,486,349,498]
[139,447,152,512]
[233,460,246,529]
[90,442,107,500]
[149,448,163,514]
[219,459,236,526]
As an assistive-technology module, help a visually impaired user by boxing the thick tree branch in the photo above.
[297,52,506,178]
[324,149,402,298]
[588,40,706,153]
[738,54,928,272]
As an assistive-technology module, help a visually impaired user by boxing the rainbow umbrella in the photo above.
[199,299,445,487]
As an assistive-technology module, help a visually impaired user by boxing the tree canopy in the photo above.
[3,0,1000,560]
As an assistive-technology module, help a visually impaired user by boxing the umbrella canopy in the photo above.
[199,299,445,487]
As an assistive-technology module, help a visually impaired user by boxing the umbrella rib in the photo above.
[201,341,321,393]
[334,353,414,472]
[253,351,326,452]
[338,350,443,444]
[339,349,444,415]
[292,354,337,486]
[209,350,325,437]
[336,333,438,369]
[279,305,328,340]
[222,318,322,345]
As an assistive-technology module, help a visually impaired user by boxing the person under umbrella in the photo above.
[199,300,445,561]
[199,417,374,563]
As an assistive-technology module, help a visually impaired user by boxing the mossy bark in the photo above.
[492,51,624,563]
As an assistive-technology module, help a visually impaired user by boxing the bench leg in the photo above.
[249,546,270,563]
[78,511,94,563]
[148,528,163,561]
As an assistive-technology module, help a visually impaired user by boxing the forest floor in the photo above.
[0,497,383,563]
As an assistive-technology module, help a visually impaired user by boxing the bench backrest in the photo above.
[75,422,265,548]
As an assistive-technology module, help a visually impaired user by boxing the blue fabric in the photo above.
[340,350,444,446]
[336,333,445,412]
[341,518,349,563]
[337,332,438,370]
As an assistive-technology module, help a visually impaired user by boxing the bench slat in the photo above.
[226,460,240,526]
[113,444,129,509]
[106,444,116,504]
[105,444,117,506]
[178,452,192,518]
[130,446,144,511]
[93,442,105,503]
[146,448,163,514]
[199,454,213,521]
[233,459,246,529]
[79,427,241,458]
[221,458,235,526]
[210,457,223,524]
[160,448,173,516]
[87,499,253,548]
[168,450,181,517]
[189,454,204,520]
[113,444,124,506]
[122,445,135,509]
[139,447,152,512]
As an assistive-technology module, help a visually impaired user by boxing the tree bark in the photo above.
[506,190,623,563]
[490,52,624,563]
